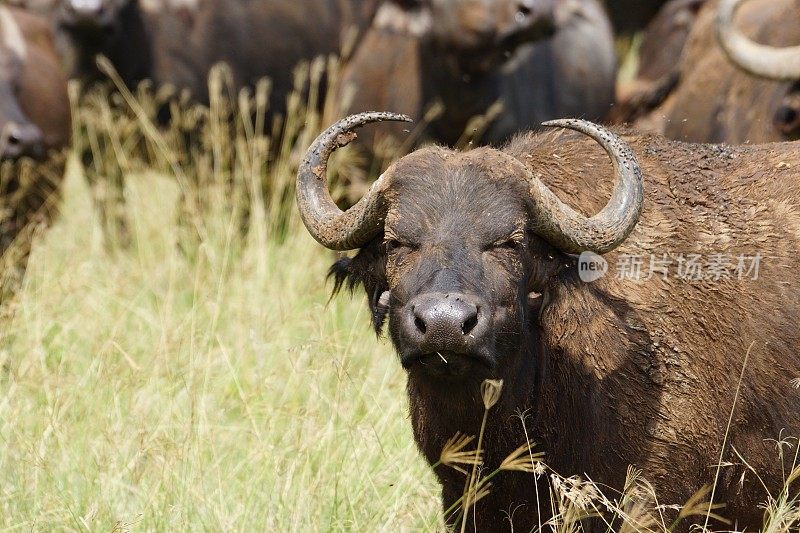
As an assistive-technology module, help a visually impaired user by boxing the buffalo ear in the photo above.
[327,237,390,334]
[374,0,432,38]
[369,290,391,333]
[329,257,357,297]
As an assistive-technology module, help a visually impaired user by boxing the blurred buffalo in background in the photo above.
[51,0,617,141]
[55,0,162,88]
[619,0,800,143]
[338,0,616,154]
[611,0,706,125]
[53,0,381,116]
[0,4,71,289]
[48,0,384,242]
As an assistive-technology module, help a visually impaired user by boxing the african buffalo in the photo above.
[297,112,800,530]
[54,0,381,115]
[0,5,70,278]
[339,0,616,148]
[638,0,800,143]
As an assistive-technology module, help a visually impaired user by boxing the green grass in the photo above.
[0,159,439,530]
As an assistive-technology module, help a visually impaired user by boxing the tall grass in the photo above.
[0,61,440,530]
[0,60,797,531]
[0,159,443,529]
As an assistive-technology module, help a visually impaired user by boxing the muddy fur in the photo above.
[328,127,800,531]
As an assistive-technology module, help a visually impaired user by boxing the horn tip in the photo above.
[542,118,589,128]
[354,111,414,124]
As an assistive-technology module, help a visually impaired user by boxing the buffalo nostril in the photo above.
[461,313,478,335]
[4,124,44,158]
[409,294,483,342]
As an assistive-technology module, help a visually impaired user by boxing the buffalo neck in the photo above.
[534,269,660,483]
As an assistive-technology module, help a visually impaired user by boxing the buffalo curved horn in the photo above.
[523,119,644,255]
[296,112,413,250]
[716,0,800,81]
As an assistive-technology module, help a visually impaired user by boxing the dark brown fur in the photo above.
[331,129,800,530]
[602,0,669,34]
[54,0,154,87]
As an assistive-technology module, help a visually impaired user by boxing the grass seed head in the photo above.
[499,441,545,474]
[481,379,503,410]
[677,485,732,525]
[440,432,482,475]
[463,481,493,508]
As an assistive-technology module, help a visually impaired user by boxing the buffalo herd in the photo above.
[2,0,800,529]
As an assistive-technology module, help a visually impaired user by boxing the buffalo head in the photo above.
[375,0,561,71]
[297,112,642,383]
[716,0,800,138]
[0,7,46,160]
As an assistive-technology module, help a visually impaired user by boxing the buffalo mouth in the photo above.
[401,350,496,378]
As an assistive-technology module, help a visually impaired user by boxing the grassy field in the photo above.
[0,158,441,530]
[0,67,445,528]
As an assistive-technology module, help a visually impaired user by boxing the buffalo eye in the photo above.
[384,238,416,253]
[486,238,521,252]
[385,239,401,252]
